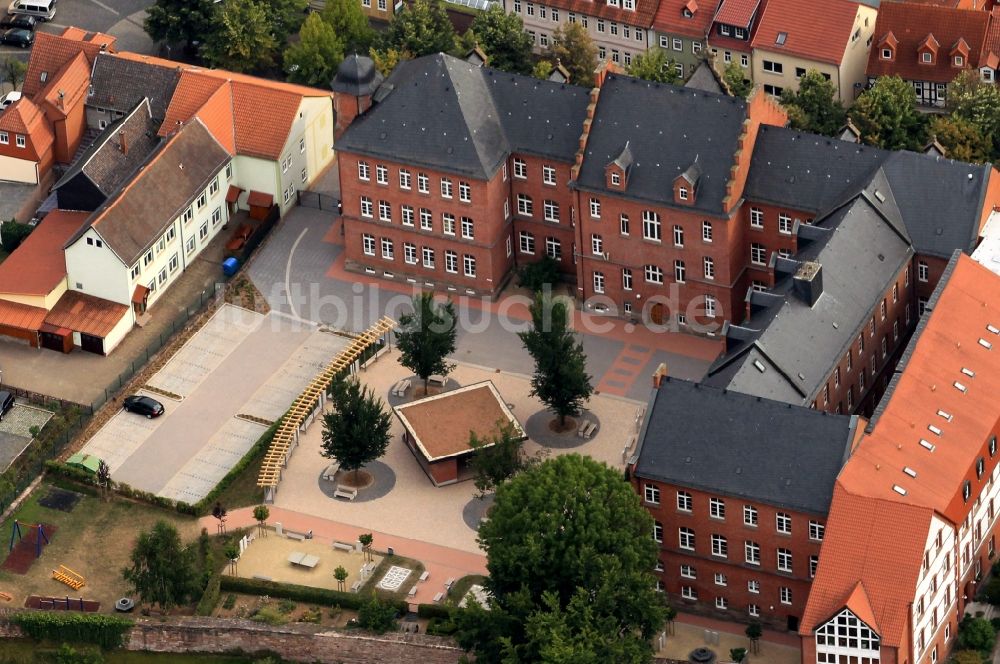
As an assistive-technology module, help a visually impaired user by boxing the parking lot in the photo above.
[78,304,349,503]
[0,0,158,56]
[0,402,52,471]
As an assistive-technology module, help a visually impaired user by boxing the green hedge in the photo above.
[417,604,452,620]
[8,612,133,649]
[219,576,407,613]
[196,573,222,616]
[193,420,281,515]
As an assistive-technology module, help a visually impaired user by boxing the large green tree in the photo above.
[928,115,991,163]
[202,0,278,73]
[849,76,927,151]
[948,69,1000,160]
[722,60,751,98]
[1,56,27,90]
[780,69,846,136]
[468,420,541,497]
[518,294,592,428]
[457,455,665,663]
[380,0,456,58]
[469,5,533,74]
[143,0,216,50]
[285,12,345,85]
[262,0,308,45]
[322,0,377,54]
[546,22,597,87]
[395,292,457,393]
[121,521,199,612]
[627,47,681,85]
[320,376,392,483]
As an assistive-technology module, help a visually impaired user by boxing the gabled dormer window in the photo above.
[983,68,994,82]
[881,48,892,60]
[678,187,689,201]
[954,55,964,67]
[683,7,692,17]
[921,51,933,64]
[611,172,621,186]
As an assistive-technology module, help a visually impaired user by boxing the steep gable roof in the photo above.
[867,1,989,82]
[576,73,748,214]
[88,52,181,121]
[653,0,721,38]
[39,51,91,118]
[0,97,54,162]
[0,210,88,296]
[634,377,857,514]
[23,30,112,98]
[751,0,862,65]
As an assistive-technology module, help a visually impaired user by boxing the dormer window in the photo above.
[683,7,692,17]
[954,55,964,67]
[679,187,689,201]
[720,24,731,36]
[982,68,994,82]
[922,52,933,64]
[611,172,621,186]
[881,48,892,60]
[775,32,787,46]
[735,27,745,39]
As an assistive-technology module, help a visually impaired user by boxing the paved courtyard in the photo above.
[0,403,52,471]
[78,304,349,503]
[248,206,721,402]
[270,350,647,555]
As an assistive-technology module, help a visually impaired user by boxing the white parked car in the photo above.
[0,90,21,111]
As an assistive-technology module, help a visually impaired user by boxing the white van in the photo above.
[6,0,55,21]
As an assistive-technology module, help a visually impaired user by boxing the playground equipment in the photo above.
[0,591,11,601]
[51,565,85,590]
[9,520,49,558]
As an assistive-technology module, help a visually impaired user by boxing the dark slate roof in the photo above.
[685,61,725,95]
[337,54,590,176]
[53,98,160,198]
[634,377,857,514]
[746,125,992,258]
[88,52,181,122]
[576,74,747,214]
[331,54,383,97]
[705,188,913,405]
[67,119,230,265]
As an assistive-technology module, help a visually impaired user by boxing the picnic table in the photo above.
[288,552,320,568]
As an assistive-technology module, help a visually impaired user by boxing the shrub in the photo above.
[45,644,104,664]
[357,593,398,634]
[219,576,407,613]
[223,594,237,610]
[517,256,561,293]
[8,612,133,649]
[251,606,288,626]
[982,575,1000,605]
[417,603,452,620]
[277,599,297,615]
[958,616,996,655]
[426,617,458,636]
[299,607,322,624]
[730,647,747,663]
[193,419,280,514]
[1,220,33,253]
[195,574,222,616]
[951,650,984,664]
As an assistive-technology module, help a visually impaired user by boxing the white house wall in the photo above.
[0,276,67,310]
[0,154,38,184]
[102,303,134,353]
[912,514,956,663]
[65,227,130,305]
[298,95,335,186]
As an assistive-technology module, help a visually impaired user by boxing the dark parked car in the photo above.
[0,391,14,422]
[0,13,34,29]
[0,27,33,47]
[122,395,164,418]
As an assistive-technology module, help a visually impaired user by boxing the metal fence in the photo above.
[297,190,339,212]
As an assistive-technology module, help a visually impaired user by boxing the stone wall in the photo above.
[2,615,467,664]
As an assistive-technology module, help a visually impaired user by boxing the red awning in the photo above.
[131,284,149,304]
[246,191,274,208]
[225,185,243,204]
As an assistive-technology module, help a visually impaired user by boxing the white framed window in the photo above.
[679,527,695,550]
[763,60,783,74]
[463,254,476,277]
[544,200,559,222]
[750,207,763,228]
[778,213,792,234]
[459,181,471,202]
[780,587,792,605]
[711,534,728,558]
[749,604,760,617]
[709,497,725,519]
[212,207,222,226]
[681,586,697,600]
[542,165,556,185]
[611,172,621,186]
[442,214,455,236]
[715,596,728,610]
[673,225,684,247]
[776,512,791,534]
[399,169,411,189]
[461,216,474,239]
[705,295,717,318]
[517,194,533,216]
[379,200,391,222]
[301,168,308,183]
[375,164,388,185]
[702,221,713,242]
[358,161,370,181]
[748,580,760,594]
[674,260,685,284]
[513,158,527,179]
[810,555,819,578]
[714,572,727,586]
[519,232,535,254]
[168,253,179,272]
[704,257,715,280]
[653,521,663,543]
[590,197,601,219]
[680,564,696,579]
[918,260,929,282]
[622,268,633,291]
[744,505,758,526]
[751,243,766,265]
[419,208,432,231]
[404,242,417,264]
[545,237,561,260]
[158,267,168,285]
[677,490,692,512]
[360,196,373,218]
[381,238,394,260]
[440,178,453,199]
[592,272,605,295]
[777,548,792,573]
[417,172,429,193]
[401,205,414,226]
[642,210,661,241]
[196,192,207,209]
[592,234,603,255]
[646,264,664,284]
[620,214,630,235]
[186,236,196,254]
[209,179,220,196]
[809,521,825,541]
[672,37,682,51]
[198,222,209,240]
[423,247,435,268]
[745,540,760,565]
[445,250,457,273]
[644,484,660,505]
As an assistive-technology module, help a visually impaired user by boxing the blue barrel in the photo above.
[222,257,239,276]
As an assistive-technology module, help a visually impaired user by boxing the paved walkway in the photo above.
[658,613,801,663]
[209,506,488,607]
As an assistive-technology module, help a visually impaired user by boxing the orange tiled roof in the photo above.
[0,97,55,162]
[800,484,932,646]
[983,7,1000,61]
[229,81,303,160]
[867,1,990,83]
[43,290,129,338]
[0,298,47,332]
[23,31,112,98]
[40,51,91,118]
[653,0,721,38]
[750,0,861,64]
[714,0,759,27]
[159,70,227,138]
[0,210,88,296]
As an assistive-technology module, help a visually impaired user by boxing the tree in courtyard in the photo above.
[358,593,398,633]
[285,13,345,86]
[532,59,553,80]
[468,420,543,497]
[928,115,991,164]
[780,69,846,136]
[958,615,996,656]
[849,76,927,151]
[951,651,985,664]
[369,47,410,77]
[334,565,349,591]
[546,23,597,88]
[122,521,200,613]
[469,5,533,74]
[395,292,457,394]
[212,501,227,535]
[320,377,392,484]
[746,621,762,655]
[664,605,677,635]
[722,60,751,98]
[260,0,308,45]
[223,542,240,576]
[143,0,216,51]
[1,56,27,91]
[252,505,270,537]
[380,0,456,58]
[518,294,593,429]
[96,459,112,501]
[202,0,278,73]
[948,70,1000,160]
[358,532,374,561]
[321,0,376,54]
[627,47,681,85]
[455,455,666,663]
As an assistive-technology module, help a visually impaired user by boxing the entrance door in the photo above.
[79,333,104,355]
[787,615,799,632]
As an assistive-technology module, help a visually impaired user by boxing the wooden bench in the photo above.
[333,541,354,552]
[582,421,597,439]
[577,419,589,437]
[408,586,418,597]
[433,592,444,603]
[419,571,429,582]
[392,379,411,397]
[351,581,362,593]
[445,577,455,589]
[334,485,358,501]
[253,575,272,582]
[286,532,306,541]
[52,565,85,590]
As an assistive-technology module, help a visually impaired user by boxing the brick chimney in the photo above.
[119,129,128,156]
[652,362,669,388]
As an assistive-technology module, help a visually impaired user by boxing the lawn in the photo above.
[0,482,200,612]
